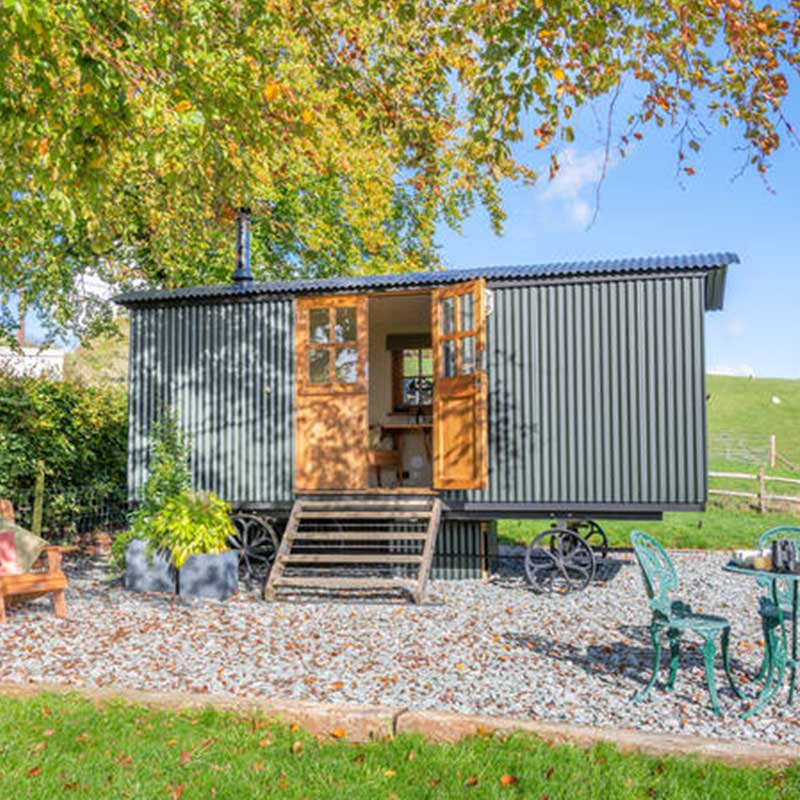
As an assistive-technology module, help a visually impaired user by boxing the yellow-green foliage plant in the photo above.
[147,489,235,569]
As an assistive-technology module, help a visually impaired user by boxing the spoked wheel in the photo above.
[524,528,596,594]
[228,514,279,583]
[572,519,609,559]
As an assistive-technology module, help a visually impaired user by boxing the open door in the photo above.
[295,295,369,491]
[432,279,488,490]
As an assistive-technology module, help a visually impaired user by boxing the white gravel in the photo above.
[2,551,799,745]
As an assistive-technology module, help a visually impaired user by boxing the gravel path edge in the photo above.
[2,679,798,769]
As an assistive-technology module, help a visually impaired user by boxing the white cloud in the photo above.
[540,147,608,228]
[708,364,757,378]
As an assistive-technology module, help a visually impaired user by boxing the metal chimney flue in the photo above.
[232,207,253,286]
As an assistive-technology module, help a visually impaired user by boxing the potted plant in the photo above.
[148,489,238,599]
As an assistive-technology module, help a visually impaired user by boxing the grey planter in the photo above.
[124,539,177,594]
[178,550,239,600]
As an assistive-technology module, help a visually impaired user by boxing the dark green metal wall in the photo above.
[128,298,294,504]
[128,272,708,510]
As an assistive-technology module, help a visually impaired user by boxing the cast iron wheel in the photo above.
[572,519,609,559]
[228,514,279,583]
[524,528,596,594]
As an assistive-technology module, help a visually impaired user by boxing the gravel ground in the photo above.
[2,550,799,745]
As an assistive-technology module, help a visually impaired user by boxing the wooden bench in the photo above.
[0,500,68,623]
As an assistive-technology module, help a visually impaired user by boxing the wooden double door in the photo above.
[294,280,488,492]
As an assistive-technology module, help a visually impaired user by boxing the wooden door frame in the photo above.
[294,294,369,492]
[431,279,488,490]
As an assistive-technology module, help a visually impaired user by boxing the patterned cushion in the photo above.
[8,524,48,572]
[0,529,22,575]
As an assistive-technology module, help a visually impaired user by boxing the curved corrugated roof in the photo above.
[114,251,739,307]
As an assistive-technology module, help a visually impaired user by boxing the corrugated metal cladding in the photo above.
[431,521,496,579]
[447,274,707,507]
[128,298,294,503]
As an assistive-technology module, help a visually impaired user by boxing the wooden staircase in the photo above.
[263,495,442,603]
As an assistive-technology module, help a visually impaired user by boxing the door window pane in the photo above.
[440,297,455,335]
[460,292,475,332]
[309,308,330,343]
[460,335,475,374]
[334,307,357,342]
[441,340,456,377]
[335,346,358,383]
[308,347,329,384]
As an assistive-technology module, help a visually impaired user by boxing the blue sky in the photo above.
[437,95,800,380]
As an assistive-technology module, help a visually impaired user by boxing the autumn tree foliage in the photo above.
[1,1,798,341]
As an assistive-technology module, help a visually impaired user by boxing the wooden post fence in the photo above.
[709,469,800,514]
[769,435,777,469]
[32,465,45,537]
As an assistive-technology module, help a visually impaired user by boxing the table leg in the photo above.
[741,580,789,720]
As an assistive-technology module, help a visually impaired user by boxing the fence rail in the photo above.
[709,469,800,513]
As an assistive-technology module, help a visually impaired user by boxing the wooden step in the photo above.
[299,500,435,510]
[299,510,431,520]
[286,531,429,541]
[270,576,417,591]
[281,553,424,565]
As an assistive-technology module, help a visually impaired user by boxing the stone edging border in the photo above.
[1,680,797,769]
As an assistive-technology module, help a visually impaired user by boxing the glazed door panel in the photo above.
[294,295,368,491]
[432,279,488,490]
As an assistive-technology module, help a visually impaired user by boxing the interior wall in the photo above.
[368,294,432,487]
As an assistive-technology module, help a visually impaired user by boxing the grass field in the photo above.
[1,694,797,800]
[707,374,800,468]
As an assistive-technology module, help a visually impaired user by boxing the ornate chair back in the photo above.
[630,531,678,621]
[756,525,800,607]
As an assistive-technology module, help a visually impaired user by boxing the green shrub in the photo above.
[146,489,234,568]
[128,410,191,540]
[0,368,127,531]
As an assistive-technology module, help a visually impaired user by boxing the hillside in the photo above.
[706,374,800,467]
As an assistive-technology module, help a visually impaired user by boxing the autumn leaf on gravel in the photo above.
[330,681,345,691]
[500,774,518,786]
[330,727,346,739]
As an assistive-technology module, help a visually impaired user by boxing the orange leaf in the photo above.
[684,167,696,176]
[173,100,192,113]
[330,681,345,691]
[465,776,479,786]
[330,727,346,739]
[172,784,187,800]
[27,766,41,778]
[179,750,192,765]
[500,774,518,786]
[37,138,49,156]
[263,82,282,102]
[291,740,303,753]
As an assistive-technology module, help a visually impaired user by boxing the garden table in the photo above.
[722,562,800,719]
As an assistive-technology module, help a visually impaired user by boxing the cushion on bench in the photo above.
[0,529,22,576]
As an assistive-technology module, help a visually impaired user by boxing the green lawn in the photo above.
[707,374,800,467]
[498,498,800,550]
[0,694,797,800]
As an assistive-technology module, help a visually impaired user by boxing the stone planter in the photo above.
[178,550,239,600]
[124,539,177,594]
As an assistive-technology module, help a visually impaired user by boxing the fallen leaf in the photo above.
[330,681,345,691]
[384,769,396,777]
[171,784,187,800]
[179,751,192,765]
[545,766,555,779]
[259,738,271,747]
[291,740,303,754]
[465,776,479,786]
[28,766,41,778]
[407,750,416,761]
[43,729,55,737]
[428,778,441,787]
[166,739,177,747]
[500,774,518,786]
[330,727,346,739]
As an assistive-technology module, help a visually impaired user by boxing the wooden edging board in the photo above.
[0,680,797,769]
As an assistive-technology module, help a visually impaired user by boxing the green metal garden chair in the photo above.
[752,526,800,688]
[629,531,743,716]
